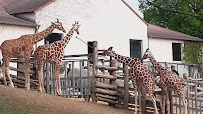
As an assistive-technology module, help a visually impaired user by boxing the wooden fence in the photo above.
[0,58,38,90]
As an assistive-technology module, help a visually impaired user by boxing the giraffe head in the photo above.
[102,47,113,56]
[51,19,66,33]
[72,21,80,35]
[141,48,152,61]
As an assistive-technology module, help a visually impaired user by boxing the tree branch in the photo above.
[146,0,203,20]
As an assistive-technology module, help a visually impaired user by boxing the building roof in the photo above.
[0,5,37,27]
[148,24,203,42]
[0,0,202,42]
[0,0,54,14]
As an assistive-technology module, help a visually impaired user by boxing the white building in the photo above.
[0,0,202,64]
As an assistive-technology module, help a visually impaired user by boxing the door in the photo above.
[45,33,62,44]
[130,39,142,59]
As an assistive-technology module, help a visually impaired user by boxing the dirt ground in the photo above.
[0,85,133,114]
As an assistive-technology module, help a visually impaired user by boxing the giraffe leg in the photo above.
[134,88,138,114]
[4,57,14,88]
[149,93,159,114]
[54,63,62,96]
[178,92,187,114]
[162,93,166,114]
[137,81,142,114]
[181,96,187,114]
[161,87,168,114]
[130,77,138,114]
[37,64,45,92]
[1,60,7,86]
[166,91,170,114]
[129,69,139,114]
[24,57,30,90]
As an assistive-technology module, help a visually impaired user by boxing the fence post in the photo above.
[169,91,173,114]
[194,82,198,114]
[123,63,129,109]
[92,41,98,103]
[187,81,190,114]
[17,58,24,77]
[141,85,146,114]
[64,62,68,96]
[109,57,116,107]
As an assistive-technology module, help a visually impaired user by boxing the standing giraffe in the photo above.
[141,49,187,114]
[103,47,158,114]
[0,19,66,90]
[34,21,80,95]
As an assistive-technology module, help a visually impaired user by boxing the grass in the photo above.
[0,94,31,114]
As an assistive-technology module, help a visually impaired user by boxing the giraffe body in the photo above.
[0,19,66,89]
[34,21,80,95]
[142,49,187,114]
[103,47,158,114]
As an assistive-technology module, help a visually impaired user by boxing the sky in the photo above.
[125,0,143,18]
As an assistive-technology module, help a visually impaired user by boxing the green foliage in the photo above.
[138,0,203,38]
[138,0,203,64]
[183,42,203,64]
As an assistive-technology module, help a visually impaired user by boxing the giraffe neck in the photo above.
[32,24,55,44]
[110,51,140,67]
[60,26,76,48]
[149,55,167,74]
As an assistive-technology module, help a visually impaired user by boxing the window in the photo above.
[172,43,182,61]
[88,42,93,64]
[88,42,93,54]
[130,39,142,59]
[44,33,62,44]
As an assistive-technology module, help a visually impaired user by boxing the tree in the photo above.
[138,0,203,64]
[183,42,203,64]
[138,0,203,38]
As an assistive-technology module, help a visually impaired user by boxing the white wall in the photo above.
[0,24,35,45]
[0,23,35,75]
[35,0,148,57]
[149,38,184,63]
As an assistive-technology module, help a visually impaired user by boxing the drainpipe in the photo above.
[34,25,40,49]
[147,34,152,49]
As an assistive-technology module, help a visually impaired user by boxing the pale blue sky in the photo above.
[125,0,143,18]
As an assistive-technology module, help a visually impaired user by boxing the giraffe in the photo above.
[141,49,187,114]
[0,19,66,90]
[34,21,80,95]
[103,47,158,114]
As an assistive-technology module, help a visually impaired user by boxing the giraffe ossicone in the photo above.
[0,19,66,90]
[34,21,80,96]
